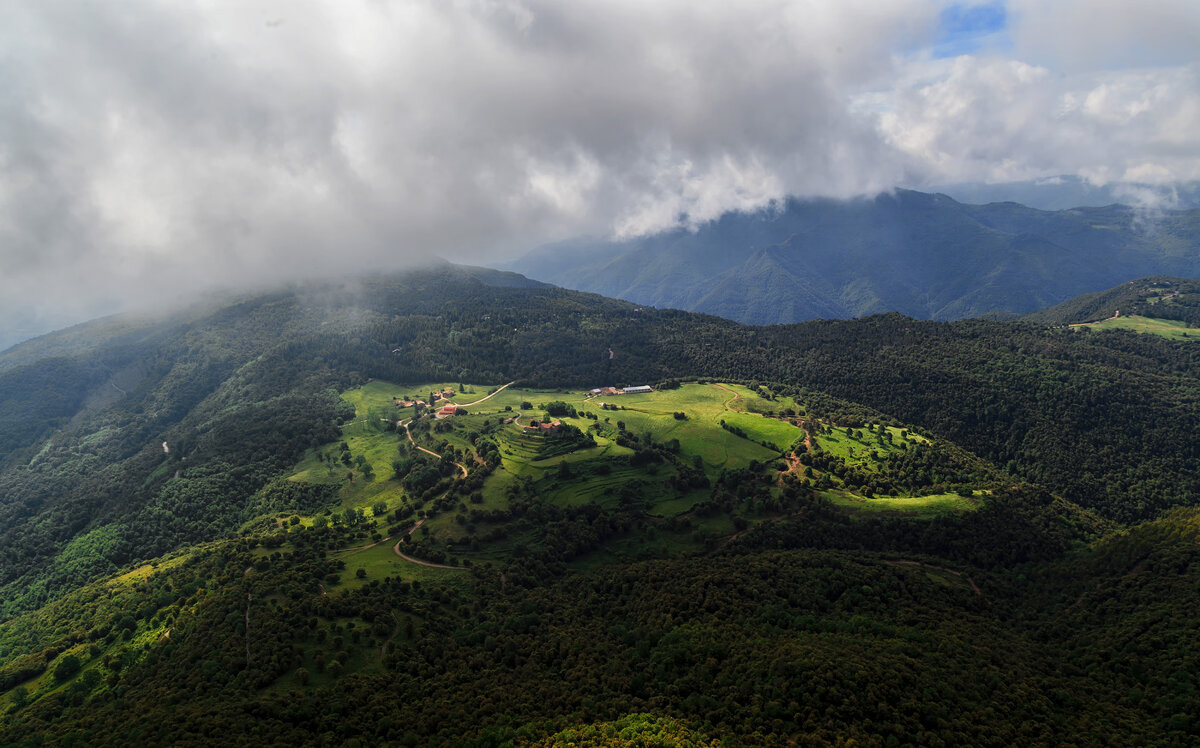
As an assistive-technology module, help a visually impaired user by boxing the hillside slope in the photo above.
[1024,276,1200,326]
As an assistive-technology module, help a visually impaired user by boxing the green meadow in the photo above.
[1075,314,1200,340]
[815,424,925,466]
[273,380,982,571]
[826,491,984,518]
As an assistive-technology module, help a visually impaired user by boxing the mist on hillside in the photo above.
[2,1,1197,348]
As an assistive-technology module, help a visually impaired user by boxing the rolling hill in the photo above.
[1024,275,1200,325]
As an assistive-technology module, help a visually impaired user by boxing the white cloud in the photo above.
[870,57,1200,187]
[1009,0,1200,71]
[0,0,1198,345]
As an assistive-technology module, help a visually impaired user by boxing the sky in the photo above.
[1,0,1199,346]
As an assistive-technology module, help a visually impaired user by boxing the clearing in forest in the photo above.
[272,379,986,578]
[1073,314,1200,340]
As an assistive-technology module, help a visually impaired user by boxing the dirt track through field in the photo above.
[711,382,742,409]
[391,519,466,570]
[402,419,468,477]
[458,381,516,406]
[330,536,394,554]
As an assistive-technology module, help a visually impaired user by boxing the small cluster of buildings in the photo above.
[588,385,653,396]
[523,419,561,434]
[395,388,460,416]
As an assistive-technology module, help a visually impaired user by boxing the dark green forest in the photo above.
[3,265,1200,745]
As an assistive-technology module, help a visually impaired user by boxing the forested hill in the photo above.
[506,189,1200,324]
[0,264,1198,614]
[1023,276,1200,326]
[3,266,1200,744]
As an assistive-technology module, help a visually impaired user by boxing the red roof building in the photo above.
[523,419,561,434]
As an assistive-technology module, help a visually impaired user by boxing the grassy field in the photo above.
[330,540,471,589]
[825,491,983,517]
[815,424,924,468]
[271,379,985,579]
[590,384,791,471]
[1074,314,1200,340]
[108,553,190,586]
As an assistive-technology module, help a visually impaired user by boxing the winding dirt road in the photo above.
[241,565,253,664]
[330,536,394,554]
[375,385,513,574]
[244,593,252,665]
[458,381,516,407]
[391,519,466,570]
[402,419,468,477]
[711,382,742,409]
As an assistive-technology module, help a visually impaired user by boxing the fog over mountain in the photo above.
[2,1,1199,348]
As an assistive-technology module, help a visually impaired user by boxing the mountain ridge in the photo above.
[506,189,1200,324]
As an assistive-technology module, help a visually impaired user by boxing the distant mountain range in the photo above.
[506,189,1200,325]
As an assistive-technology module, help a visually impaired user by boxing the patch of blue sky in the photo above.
[932,1,1011,58]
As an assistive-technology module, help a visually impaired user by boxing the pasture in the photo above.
[274,379,986,574]
[1075,314,1200,340]
[826,491,983,517]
